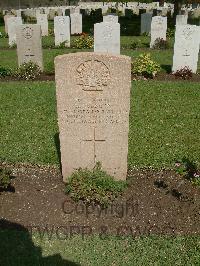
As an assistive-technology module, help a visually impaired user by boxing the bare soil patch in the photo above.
[0,163,199,237]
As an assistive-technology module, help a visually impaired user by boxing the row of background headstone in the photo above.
[4,8,200,74]
[3,3,200,37]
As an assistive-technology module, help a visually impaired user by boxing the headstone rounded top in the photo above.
[54,52,131,64]
[55,51,131,181]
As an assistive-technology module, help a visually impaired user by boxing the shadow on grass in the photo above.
[161,64,172,74]
[0,219,80,266]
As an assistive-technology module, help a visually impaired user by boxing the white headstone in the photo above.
[48,9,56,20]
[16,9,21,17]
[141,13,152,35]
[176,15,188,25]
[4,15,15,33]
[70,7,80,15]
[57,8,63,16]
[36,14,48,36]
[102,6,109,15]
[94,22,120,55]
[54,16,70,47]
[70,13,82,34]
[7,16,23,46]
[55,52,131,181]
[150,16,167,48]
[103,15,118,23]
[16,24,43,71]
[172,25,200,73]
[36,9,41,17]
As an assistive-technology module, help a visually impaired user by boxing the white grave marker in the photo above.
[54,16,70,47]
[94,22,120,55]
[172,25,200,73]
[150,16,167,48]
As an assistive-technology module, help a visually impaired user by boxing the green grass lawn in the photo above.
[1,47,192,74]
[0,35,199,73]
[0,230,200,266]
[0,80,200,169]
[0,34,152,49]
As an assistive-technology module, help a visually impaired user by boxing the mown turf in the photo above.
[1,36,199,74]
[0,81,58,164]
[0,47,187,74]
[0,229,199,266]
[0,80,200,169]
[129,80,200,169]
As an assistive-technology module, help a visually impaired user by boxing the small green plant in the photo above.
[175,158,200,187]
[56,41,69,48]
[0,168,12,189]
[141,32,149,37]
[0,32,8,38]
[132,53,161,79]
[130,40,142,50]
[0,66,12,77]
[166,28,175,39]
[173,67,193,80]
[152,38,169,49]
[48,28,54,36]
[65,162,127,207]
[72,33,94,49]
[15,61,41,80]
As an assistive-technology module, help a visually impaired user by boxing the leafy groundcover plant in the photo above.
[0,66,12,77]
[175,158,200,187]
[72,33,94,49]
[132,53,161,79]
[173,66,193,80]
[152,38,169,50]
[65,162,127,207]
[15,61,42,80]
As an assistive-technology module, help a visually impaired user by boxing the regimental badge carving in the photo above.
[23,26,33,39]
[58,17,65,24]
[76,60,110,91]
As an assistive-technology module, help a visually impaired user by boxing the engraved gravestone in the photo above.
[48,9,56,20]
[16,24,43,70]
[16,9,21,17]
[94,22,120,55]
[70,13,82,34]
[103,14,118,23]
[176,15,188,25]
[150,16,167,48]
[54,16,70,47]
[7,16,22,46]
[70,7,80,15]
[57,9,63,16]
[172,25,200,73]
[36,14,48,36]
[55,52,131,181]
[141,13,152,35]
[102,6,108,15]
[4,15,14,33]
[36,9,41,17]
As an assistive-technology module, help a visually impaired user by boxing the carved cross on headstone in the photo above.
[25,48,34,58]
[60,33,65,42]
[83,128,106,164]
[183,49,190,57]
